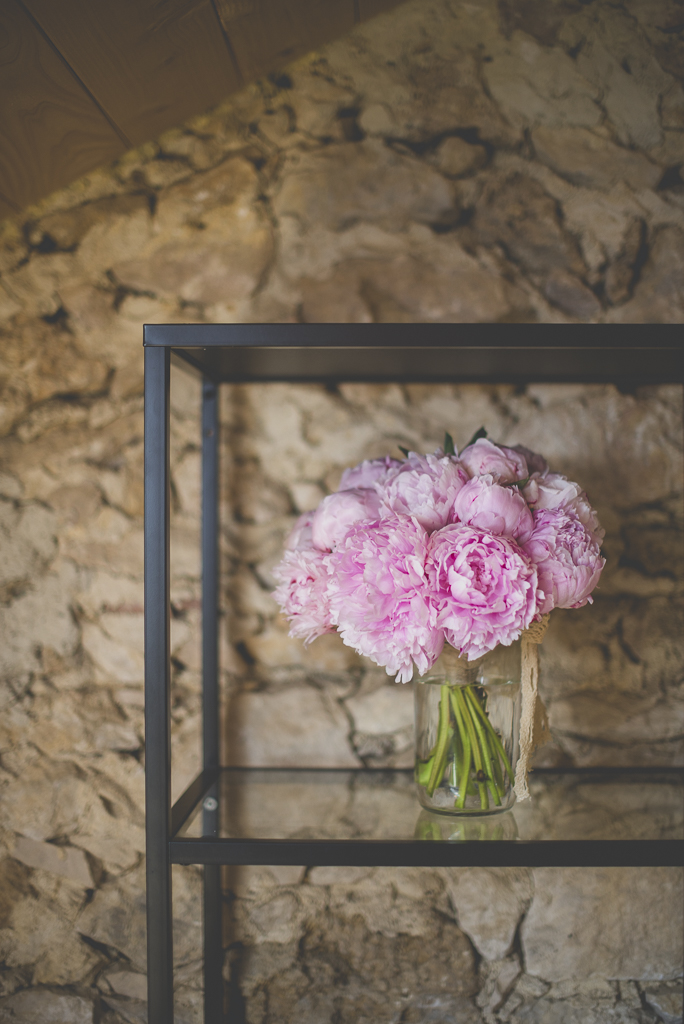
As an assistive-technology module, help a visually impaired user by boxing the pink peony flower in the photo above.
[459,438,528,483]
[453,475,534,542]
[523,473,604,543]
[311,487,382,551]
[379,452,468,533]
[511,444,548,476]
[327,516,444,682]
[339,455,402,490]
[426,524,538,660]
[285,511,315,551]
[523,508,605,615]
[272,548,334,645]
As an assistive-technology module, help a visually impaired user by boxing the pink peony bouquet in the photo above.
[272,429,605,683]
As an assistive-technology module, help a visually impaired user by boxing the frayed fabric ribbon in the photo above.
[514,614,551,801]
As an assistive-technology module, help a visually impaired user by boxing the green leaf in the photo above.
[398,445,410,458]
[503,476,530,490]
[443,431,456,456]
[464,426,487,448]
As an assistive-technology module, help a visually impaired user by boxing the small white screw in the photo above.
[203,796,218,812]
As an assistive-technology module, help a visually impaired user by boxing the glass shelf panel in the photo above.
[177,768,683,844]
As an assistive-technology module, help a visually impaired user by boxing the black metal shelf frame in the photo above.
[143,326,684,1024]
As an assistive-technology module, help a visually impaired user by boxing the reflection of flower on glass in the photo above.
[273,427,605,679]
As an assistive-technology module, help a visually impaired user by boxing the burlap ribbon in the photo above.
[513,614,551,801]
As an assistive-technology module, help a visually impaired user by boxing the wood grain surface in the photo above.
[214,0,356,82]
[357,0,403,17]
[22,0,242,147]
[0,0,402,219]
[0,0,126,216]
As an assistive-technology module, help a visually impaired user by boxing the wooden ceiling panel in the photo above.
[357,0,404,17]
[215,0,356,82]
[0,0,403,218]
[0,0,126,217]
[21,0,242,147]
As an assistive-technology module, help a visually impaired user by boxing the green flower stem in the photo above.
[450,733,459,788]
[489,743,506,797]
[455,687,489,810]
[463,687,507,806]
[449,688,472,809]
[467,697,502,807]
[464,686,515,785]
[468,688,504,806]
[417,755,435,788]
[426,686,452,796]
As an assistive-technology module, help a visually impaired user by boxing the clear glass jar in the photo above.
[414,641,521,815]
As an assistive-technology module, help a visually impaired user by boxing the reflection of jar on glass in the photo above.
[415,642,522,816]
[415,809,519,842]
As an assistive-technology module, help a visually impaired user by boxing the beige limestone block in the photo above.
[0,281,22,323]
[289,95,341,139]
[2,253,78,318]
[0,501,57,588]
[63,523,144,578]
[81,621,144,684]
[77,873,147,970]
[549,690,684,748]
[329,3,516,146]
[111,160,274,307]
[11,836,92,887]
[74,205,152,279]
[531,126,661,192]
[226,685,357,767]
[608,226,684,323]
[173,450,201,515]
[144,159,194,188]
[444,867,532,961]
[308,866,375,886]
[522,867,684,980]
[0,566,80,679]
[76,572,143,618]
[239,886,328,946]
[0,319,109,411]
[474,172,585,278]
[274,140,454,233]
[0,989,93,1022]
[358,103,397,136]
[483,35,601,132]
[346,682,413,735]
[246,625,362,675]
[1,895,98,986]
[62,285,151,367]
[430,137,488,178]
[276,216,406,282]
[116,213,273,306]
[0,472,22,499]
[301,248,519,325]
[28,195,148,254]
[47,481,102,528]
[288,482,325,514]
[642,981,684,1024]
[155,158,260,229]
[660,81,684,131]
[107,971,148,1000]
[77,863,199,972]
[576,36,662,150]
[543,268,601,320]
[98,612,144,655]
[328,868,442,939]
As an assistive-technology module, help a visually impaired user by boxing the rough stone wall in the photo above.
[0,1,683,1021]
